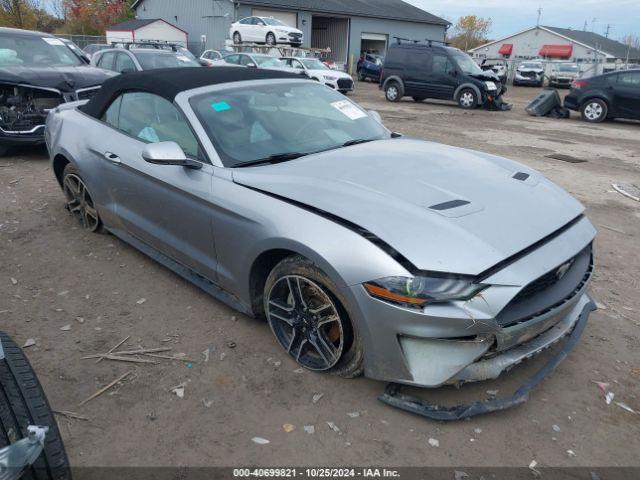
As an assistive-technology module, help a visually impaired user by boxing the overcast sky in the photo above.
[406,0,638,42]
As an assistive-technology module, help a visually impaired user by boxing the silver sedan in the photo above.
[45,68,596,412]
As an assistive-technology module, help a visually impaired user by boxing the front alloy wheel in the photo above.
[267,275,344,371]
[458,88,477,109]
[266,33,276,46]
[62,165,102,232]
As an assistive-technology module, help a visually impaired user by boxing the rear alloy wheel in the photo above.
[457,88,478,109]
[385,82,401,102]
[266,32,276,46]
[62,164,102,233]
[233,32,242,44]
[264,256,362,376]
[581,99,607,123]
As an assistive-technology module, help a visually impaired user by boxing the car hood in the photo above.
[517,68,544,73]
[273,26,303,35]
[307,69,351,79]
[232,139,584,276]
[0,65,116,92]
[469,71,500,82]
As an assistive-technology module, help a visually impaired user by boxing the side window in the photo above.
[224,54,239,64]
[253,18,265,26]
[117,92,201,159]
[432,55,452,75]
[100,95,122,128]
[240,55,254,66]
[239,18,251,25]
[616,72,640,87]
[115,53,136,73]
[203,51,212,60]
[292,60,304,69]
[97,51,116,71]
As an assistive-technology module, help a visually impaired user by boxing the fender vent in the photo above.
[513,172,530,181]
[429,199,470,211]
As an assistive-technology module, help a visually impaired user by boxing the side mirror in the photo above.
[198,59,209,66]
[120,67,135,74]
[142,142,202,169]
[368,110,382,124]
[246,62,257,68]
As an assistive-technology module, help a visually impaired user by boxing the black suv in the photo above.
[380,42,506,109]
[564,70,640,123]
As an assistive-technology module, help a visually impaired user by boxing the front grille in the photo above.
[75,87,100,101]
[288,33,302,41]
[496,243,593,327]
[337,78,353,89]
[521,71,537,79]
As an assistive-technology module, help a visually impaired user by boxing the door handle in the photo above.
[104,151,121,164]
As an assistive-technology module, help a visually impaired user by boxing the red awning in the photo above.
[498,43,513,55]
[539,44,573,58]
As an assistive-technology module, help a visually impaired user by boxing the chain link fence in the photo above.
[54,34,107,49]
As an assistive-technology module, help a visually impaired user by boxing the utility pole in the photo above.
[591,18,597,32]
[605,24,611,38]
[583,20,588,31]
[536,7,542,27]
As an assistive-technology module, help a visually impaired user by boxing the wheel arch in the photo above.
[52,148,78,188]
[382,75,405,92]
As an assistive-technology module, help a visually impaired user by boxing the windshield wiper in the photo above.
[234,152,307,168]
[342,138,376,147]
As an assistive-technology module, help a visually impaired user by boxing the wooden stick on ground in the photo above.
[82,348,172,360]
[53,410,89,421]
[143,353,196,363]
[79,371,133,407]
[96,335,130,364]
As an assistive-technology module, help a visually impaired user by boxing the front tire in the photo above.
[457,88,478,109]
[233,32,242,44]
[264,256,363,378]
[0,332,71,479]
[581,98,608,123]
[266,32,276,46]
[62,163,103,233]
[384,81,402,102]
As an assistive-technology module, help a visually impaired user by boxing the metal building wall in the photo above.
[135,0,234,53]
[311,16,349,63]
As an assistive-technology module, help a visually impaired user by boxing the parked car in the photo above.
[0,27,116,156]
[549,63,580,88]
[82,43,109,59]
[91,47,201,73]
[357,53,383,82]
[200,49,224,66]
[380,43,506,108]
[514,61,545,87]
[281,56,354,93]
[564,69,640,122]
[223,53,297,73]
[480,58,508,84]
[230,16,303,46]
[46,67,596,413]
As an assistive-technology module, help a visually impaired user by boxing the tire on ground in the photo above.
[384,81,403,102]
[263,255,363,378]
[457,87,478,109]
[0,332,71,480]
[580,98,608,123]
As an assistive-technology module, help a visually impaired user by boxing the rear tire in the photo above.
[62,163,103,233]
[264,256,363,378]
[581,98,608,123]
[266,32,276,46]
[384,81,402,102]
[233,32,242,44]
[0,332,71,480]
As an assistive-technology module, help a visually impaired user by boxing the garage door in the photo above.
[252,9,297,28]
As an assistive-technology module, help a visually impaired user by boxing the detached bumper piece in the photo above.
[379,301,596,421]
[0,425,48,480]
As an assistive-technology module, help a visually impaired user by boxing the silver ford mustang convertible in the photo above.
[45,68,596,416]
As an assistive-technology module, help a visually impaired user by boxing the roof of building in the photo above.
[132,0,449,26]
[81,66,304,119]
[543,26,640,59]
[107,18,160,31]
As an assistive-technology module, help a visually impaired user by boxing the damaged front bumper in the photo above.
[379,298,595,420]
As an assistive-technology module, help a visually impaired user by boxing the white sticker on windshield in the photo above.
[331,100,368,120]
[42,37,65,46]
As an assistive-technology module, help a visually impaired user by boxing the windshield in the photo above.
[263,18,288,27]
[520,63,542,69]
[557,64,579,72]
[254,56,286,68]
[135,51,201,70]
[190,82,388,167]
[301,58,329,70]
[0,33,83,67]
[451,52,483,75]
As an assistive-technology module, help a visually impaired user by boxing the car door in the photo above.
[423,54,457,99]
[252,17,267,42]
[612,72,640,119]
[224,54,240,65]
[239,54,256,68]
[86,91,218,280]
[403,51,431,95]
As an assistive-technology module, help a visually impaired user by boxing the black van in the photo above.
[380,42,507,109]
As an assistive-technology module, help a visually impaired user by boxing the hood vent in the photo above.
[513,172,530,181]
[429,199,470,211]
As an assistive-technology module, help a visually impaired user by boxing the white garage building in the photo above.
[106,18,188,47]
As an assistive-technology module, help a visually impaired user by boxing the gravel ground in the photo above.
[0,82,639,468]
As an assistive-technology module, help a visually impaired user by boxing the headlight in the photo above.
[484,81,497,91]
[276,29,288,34]
[323,75,338,81]
[363,275,486,308]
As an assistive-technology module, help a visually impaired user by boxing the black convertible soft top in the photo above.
[81,66,304,118]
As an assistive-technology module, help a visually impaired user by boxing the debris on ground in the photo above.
[79,370,133,406]
[97,336,130,364]
[529,460,541,476]
[219,352,227,361]
[10,277,18,285]
[428,438,439,447]
[312,393,324,404]
[567,449,577,457]
[60,324,71,331]
[592,380,615,404]
[612,183,640,202]
[282,424,295,433]
[170,383,186,399]
[202,399,213,408]
[326,421,341,433]
[136,298,147,305]
[52,410,89,421]
[473,428,482,434]
[202,346,214,362]
[293,368,304,374]
[303,425,315,434]
[454,471,469,480]
[552,424,561,432]
[346,411,361,418]
[252,437,270,445]
[486,389,499,397]
[226,341,236,349]
[615,402,638,415]
[23,338,36,348]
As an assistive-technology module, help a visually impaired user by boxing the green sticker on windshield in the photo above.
[211,101,231,112]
